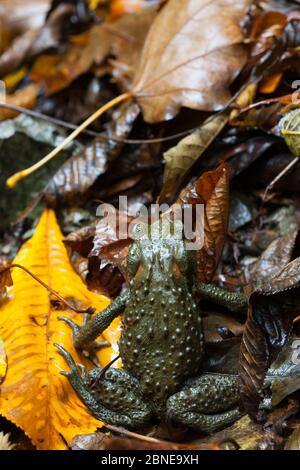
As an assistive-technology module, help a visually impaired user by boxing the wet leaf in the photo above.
[88,209,133,280]
[254,256,300,295]
[64,221,97,258]
[263,338,300,409]
[176,163,230,282]
[133,0,252,123]
[65,215,131,297]
[280,109,300,157]
[230,101,283,129]
[247,229,299,288]
[0,209,122,450]
[239,286,300,418]
[44,103,140,206]
[159,112,228,202]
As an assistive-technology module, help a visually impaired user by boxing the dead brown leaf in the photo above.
[247,229,299,288]
[133,0,251,122]
[43,102,140,206]
[64,214,131,298]
[176,163,230,282]
[240,284,300,418]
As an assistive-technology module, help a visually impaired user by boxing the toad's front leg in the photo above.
[59,289,130,350]
[196,283,248,314]
[167,373,242,433]
[56,344,153,429]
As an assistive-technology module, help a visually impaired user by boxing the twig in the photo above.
[0,101,196,144]
[104,424,166,444]
[6,91,132,188]
[0,102,100,137]
[1,264,95,314]
[262,156,299,202]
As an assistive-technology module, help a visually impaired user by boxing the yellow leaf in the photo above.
[0,337,7,384]
[0,209,121,450]
[3,67,27,91]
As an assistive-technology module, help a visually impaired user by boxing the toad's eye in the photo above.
[127,243,142,278]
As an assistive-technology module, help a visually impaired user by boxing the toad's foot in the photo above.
[58,316,109,365]
[55,344,153,429]
[167,373,242,433]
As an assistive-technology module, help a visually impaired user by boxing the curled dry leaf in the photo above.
[159,112,229,202]
[133,0,252,123]
[44,103,140,206]
[0,209,122,450]
[247,229,299,288]
[175,163,230,282]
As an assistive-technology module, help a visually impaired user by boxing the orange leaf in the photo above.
[110,0,146,19]
[0,209,121,450]
[259,72,282,94]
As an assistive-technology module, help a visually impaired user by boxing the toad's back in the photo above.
[119,273,203,414]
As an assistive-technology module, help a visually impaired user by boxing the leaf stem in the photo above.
[6,91,132,188]
[263,156,299,201]
[1,264,95,314]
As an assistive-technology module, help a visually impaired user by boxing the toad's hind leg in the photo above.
[56,344,153,429]
[167,373,242,434]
